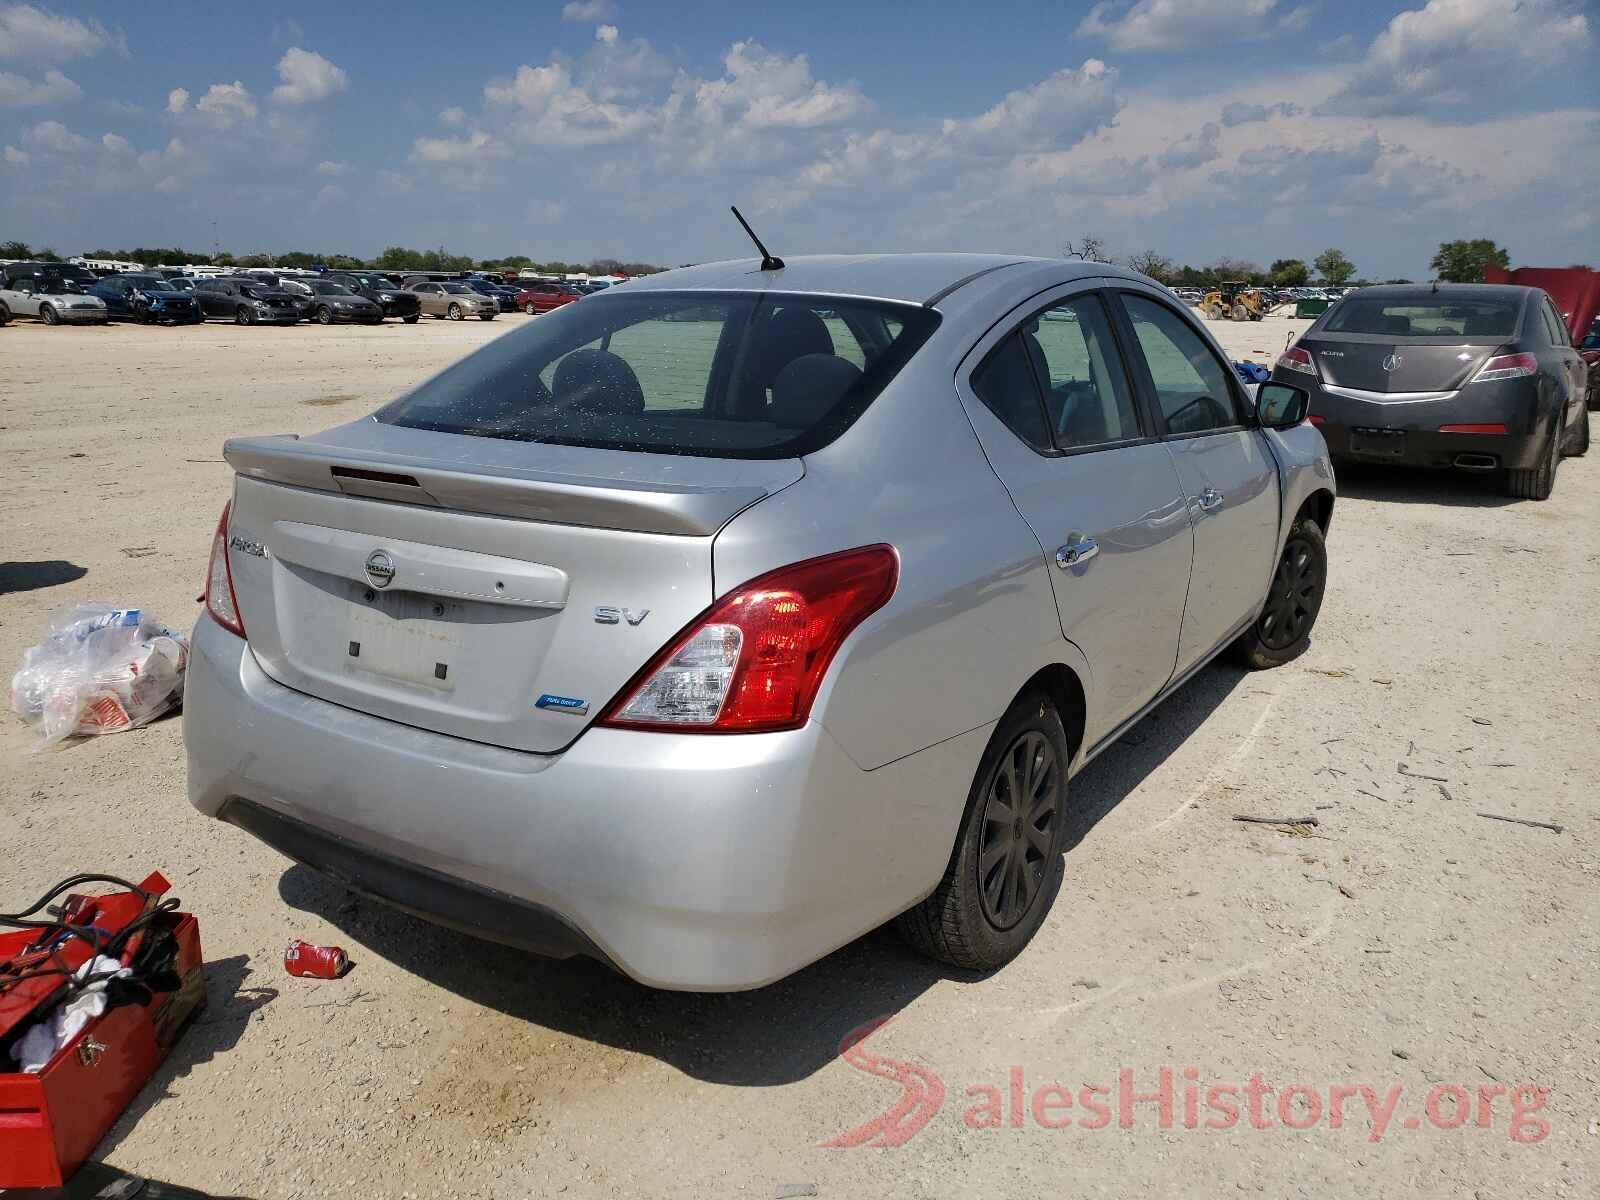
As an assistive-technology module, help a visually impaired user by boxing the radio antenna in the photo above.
[730,205,784,271]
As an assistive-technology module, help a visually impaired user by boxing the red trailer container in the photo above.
[1483,265,1600,408]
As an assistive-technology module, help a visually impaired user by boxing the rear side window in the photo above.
[380,290,940,459]
[972,333,1052,452]
[1541,300,1568,346]
[1325,296,1520,339]
[1120,295,1239,436]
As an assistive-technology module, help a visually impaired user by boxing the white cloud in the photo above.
[21,118,87,153]
[315,159,347,175]
[439,104,466,125]
[561,0,615,20]
[696,40,869,131]
[411,128,506,163]
[1219,99,1299,126]
[193,80,257,124]
[166,86,189,114]
[270,47,349,105]
[4,143,28,163]
[1156,120,1220,168]
[1322,0,1592,117]
[100,131,130,153]
[596,23,619,44]
[0,67,80,107]
[0,4,122,63]
[485,59,657,146]
[1077,0,1302,52]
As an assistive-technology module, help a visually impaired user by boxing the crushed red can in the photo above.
[284,939,348,979]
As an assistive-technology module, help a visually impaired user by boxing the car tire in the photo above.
[0,302,10,325]
[1231,303,1249,321]
[1231,516,1328,669]
[40,304,59,326]
[316,306,334,326]
[524,302,538,315]
[403,315,419,324]
[1507,419,1559,501]
[1570,407,1589,457]
[895,688,1069,972]
[235,306,253,326]
[446,303,463,321]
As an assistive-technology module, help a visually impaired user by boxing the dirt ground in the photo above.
[2,312,1596,1199]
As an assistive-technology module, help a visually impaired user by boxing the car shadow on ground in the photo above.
[1333,461,1519,508]
[0,559,87,595]
[275,662,1248,1087]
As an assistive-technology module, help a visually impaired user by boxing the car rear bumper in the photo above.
[1277,371,1546,470]
[184,615,981,990]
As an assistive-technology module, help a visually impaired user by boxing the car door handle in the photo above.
[1198,487,1224,511]
[1055,536,1099,569]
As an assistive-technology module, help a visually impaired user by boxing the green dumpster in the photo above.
[1294,298,1331,319]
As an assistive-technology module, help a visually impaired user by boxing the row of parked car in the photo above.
[0,261,591,328]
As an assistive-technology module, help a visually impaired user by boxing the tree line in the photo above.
[0,240,666,276]
[1074,238,1540,288]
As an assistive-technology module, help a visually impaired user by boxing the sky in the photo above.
[0,0,1595,278]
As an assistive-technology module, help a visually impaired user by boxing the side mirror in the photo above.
[1256,382,1310,430]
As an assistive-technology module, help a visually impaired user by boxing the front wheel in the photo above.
[235,306,253,326]
[446,303,463,321]
[896,689,1068,971]
[40,304,59,326]
[1507,420,1559,500]
[403,315,419,324]
[316,306,334,326]
[1232,516,1328,669]
[524,302,538,315]
[0,302,10,325]
[1231,303,1249,321]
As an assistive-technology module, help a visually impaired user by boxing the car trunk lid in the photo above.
[1302,335,1498,393]
[222,421,801,753]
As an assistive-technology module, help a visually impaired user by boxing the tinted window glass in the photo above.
[1542,301,1568,346]
[1028,295,1142,448]
[380,291,939,459]
[1325,295,1519,339]
[971,333,1051,453]
[1121,295,1238,436]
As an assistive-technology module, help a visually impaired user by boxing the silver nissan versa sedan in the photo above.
[186,254,1335,990]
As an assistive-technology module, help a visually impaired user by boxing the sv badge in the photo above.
[594,606,650,626]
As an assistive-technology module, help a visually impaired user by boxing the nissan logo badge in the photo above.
[364,550,396,589]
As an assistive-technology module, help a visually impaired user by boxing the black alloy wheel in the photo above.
[977,730,1062,930]
[1259,531,1324,652]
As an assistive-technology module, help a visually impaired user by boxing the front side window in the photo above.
[1120,295,1239,436]
[380,290,938,458]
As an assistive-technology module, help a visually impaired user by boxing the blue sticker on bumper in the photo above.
[536,693,589,715]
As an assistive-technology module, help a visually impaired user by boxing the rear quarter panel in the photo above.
[712,328,1068,775]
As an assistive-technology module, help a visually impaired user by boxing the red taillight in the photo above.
[1438,423,1507,435]
[600,545,899,733]
[1276,345,1316,376]
[1308,414,1326,426]
[203,501,246,638]
[1470,352,1536,383]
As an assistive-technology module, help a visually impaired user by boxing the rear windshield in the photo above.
[1325,295,1520,339]
[379,290,940,458]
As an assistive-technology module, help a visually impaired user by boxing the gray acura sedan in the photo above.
[187,255,1334,990]
[1272,283,1589,499]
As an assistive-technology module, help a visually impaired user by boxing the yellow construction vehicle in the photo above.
[1199,280,1269,321]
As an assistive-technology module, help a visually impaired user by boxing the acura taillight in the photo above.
[1471,352,1537,383]
[203,501,246,638]
[1276,345,1316,376]
[600,545,899,733]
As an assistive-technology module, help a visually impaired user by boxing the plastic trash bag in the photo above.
[8,604,188,748]
[1233,360,1272,384]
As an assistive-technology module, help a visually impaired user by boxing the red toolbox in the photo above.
[0,878,206,1189]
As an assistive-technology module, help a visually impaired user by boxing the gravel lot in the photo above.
[2,313,1595,1199]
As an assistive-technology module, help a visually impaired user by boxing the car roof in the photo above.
[1352,283,1533,302]
[617,253,1146,309]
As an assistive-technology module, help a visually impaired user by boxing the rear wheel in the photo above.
[1231,303,1249,321]
[447,303,463,321]
[0,302,10,325]
[403,314,419,324]
[40,304,59,326]
[524,302,538,315]
[1232,517,1327,669]
[1507,420,1559,500]
[896,689,1068,971]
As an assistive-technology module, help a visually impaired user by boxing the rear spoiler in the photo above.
[222,434,773,537]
